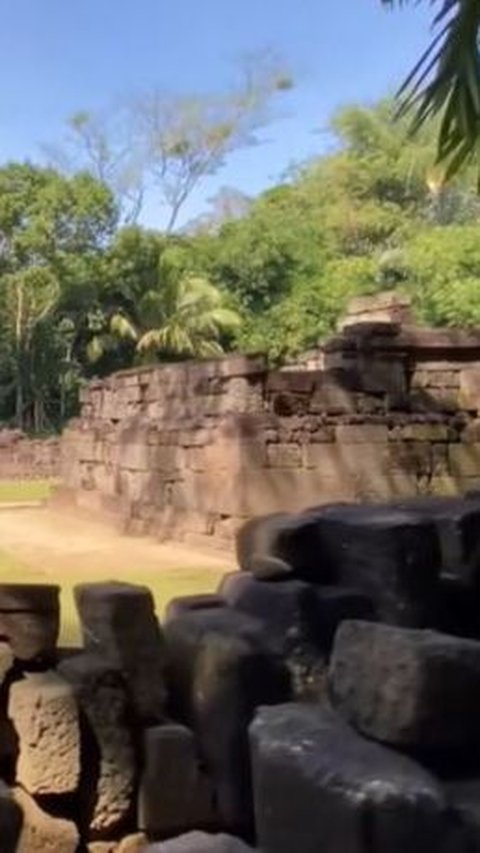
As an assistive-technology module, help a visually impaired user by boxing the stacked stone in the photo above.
[5,494,480,849]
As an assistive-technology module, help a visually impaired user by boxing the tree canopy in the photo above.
[2,99,480,431]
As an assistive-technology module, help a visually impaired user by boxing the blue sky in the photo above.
[0,0,432,228]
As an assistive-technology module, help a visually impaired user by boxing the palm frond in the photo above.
[385,1,480,180]
[109,312,138,341]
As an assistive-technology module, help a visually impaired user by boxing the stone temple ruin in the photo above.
[3,294,480,850]
[59,292,480,546]
[3,497,480,850]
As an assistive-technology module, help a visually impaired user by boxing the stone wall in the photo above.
[0,430,60,480]
[60,303,480,546]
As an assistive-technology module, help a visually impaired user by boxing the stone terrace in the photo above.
[60,293,480,546]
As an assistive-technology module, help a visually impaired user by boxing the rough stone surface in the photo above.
[88,835,147,853]
[164,607,289,834]
[59,303,480,545]
[138,723,216,837]
[330,620,480,750]
[219,573,319,645]
[146,832,254,852]
[165,594,224,622]
[235,513,327,582]
[0,781,23,853]
[0,584,60,661]
[13,786,79,853]
[218,572,332,700]
[309,586,375,652]
[392,495,480,587]
[8,671,80,795]
[311,504,441,626]
[446,779,480,851]
[75,582,166,722]
[250,703,452,853]
[58,653,136,837]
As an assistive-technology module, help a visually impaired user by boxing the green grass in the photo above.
[0,549,224,646]
[0,479,57,503]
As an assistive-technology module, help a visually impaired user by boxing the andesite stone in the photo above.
[391,495,480,587]
[310,503,441,626]
[8,671,80,795]
[0,781,22,853]
[164,607,289,834]
[0,584,60,662]
[330,620,480,751]
[58,652,136,838]
[250,703,452,853]
[145,832,254,852]
[75,582,167,723]
[13,786,79,853]
[138,723,216,838]
[235,512,329,582]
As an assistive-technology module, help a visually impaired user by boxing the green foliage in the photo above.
[3,96,480,431]
[382,1,480,182]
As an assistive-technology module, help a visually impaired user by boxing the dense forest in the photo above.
[2,98,480,433]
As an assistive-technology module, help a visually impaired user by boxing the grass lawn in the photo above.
[0,479,57,503]
[0,548,224,647]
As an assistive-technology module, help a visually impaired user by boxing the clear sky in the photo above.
[0,0,432,228]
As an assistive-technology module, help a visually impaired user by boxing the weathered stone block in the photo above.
[235,512,330,582]
[335,424,388,444]
[164,607,289,833]
[250,703,451,853]
[311,504,440,626]
[58,653,136,837]
[0,584,60,662]
[13,786,79,853]
[266,442,302,468]
[74,582,166,723]
[446,779,480,851]
[8,671,80,795]
[165,595,224,622]
[138,723,216,837]
[146,832,254,852]
[330,620,480,750]
[392,495,480,586]
[460,368,480,411]
[219,573,318,644]
[0,782,22,853]
[390,423,450,442]
[449,443,480,478]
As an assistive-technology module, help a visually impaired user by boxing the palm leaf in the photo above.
[383,0,480,179]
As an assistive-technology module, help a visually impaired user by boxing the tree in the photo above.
[51,52,292,232]
[88,245,240,362]
[383,1,480,181]
[0,163,117,429]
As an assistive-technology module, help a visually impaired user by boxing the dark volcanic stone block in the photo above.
[146,832,254,852]
[447,779,480,852]
[165,595,224,622]
[309,586,375,652]
[0,781,23,853]
[74,582,166,723]
[392,496,480,587]
[0,584,60,662]
[311,504,441,626]
[218,573,327,701]
[250,703,451,853]
[330,620,480,751]
[58,653,136,838]
[164,607,289,834]
[235,512,329,582]
[138,723,216,837]
[219,573,319,644]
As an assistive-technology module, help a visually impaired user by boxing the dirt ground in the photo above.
[0,506,232,579]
